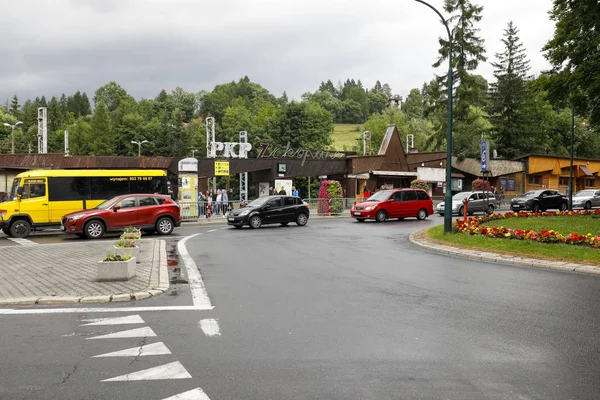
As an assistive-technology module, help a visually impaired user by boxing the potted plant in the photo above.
[120,226,141,240]
[114,239,140,263]
[97,253,136,281]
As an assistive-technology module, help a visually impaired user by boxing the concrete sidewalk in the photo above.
[0,239,169,306]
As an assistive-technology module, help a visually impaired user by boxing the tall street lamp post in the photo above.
[413,0,454,233]
[131,140,148,156]
[569,107,574,210]
[3,121,23,154]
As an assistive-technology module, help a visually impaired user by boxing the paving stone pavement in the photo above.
[409,228,600,275]
[0,239,169,305]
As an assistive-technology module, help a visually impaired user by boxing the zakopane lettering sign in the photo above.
[258,143,346,166]
[209,142,252,159]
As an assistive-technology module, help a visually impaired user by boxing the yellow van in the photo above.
[0,169,168,238]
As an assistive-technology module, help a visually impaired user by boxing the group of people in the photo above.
[269,186,299,197]
[199,188,231,218]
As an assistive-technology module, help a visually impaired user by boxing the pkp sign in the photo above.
[481,140,489,172]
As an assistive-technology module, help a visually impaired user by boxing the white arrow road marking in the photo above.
[199,318,221,337]
[92,342,171,358]
[81,315,145,326]
[207,229,217,232]
[86,327,156,340]
[178,234,213,308]
[101,361,192,382]
[162,387,211,400]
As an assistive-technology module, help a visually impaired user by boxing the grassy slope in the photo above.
[427,216,600,265]
[330,124,362,151]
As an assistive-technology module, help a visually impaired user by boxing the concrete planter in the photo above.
[113,245,140,263]
[97,257,136,281]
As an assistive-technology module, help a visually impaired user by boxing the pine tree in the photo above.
[433,0,487,120]
[10,95,20,117]
[489,22,532,159]
[80,93,92,116]
[89,101,114,155]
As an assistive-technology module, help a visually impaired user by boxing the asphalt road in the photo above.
[1,218,600,399]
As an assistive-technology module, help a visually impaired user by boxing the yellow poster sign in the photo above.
[214,161,230,176]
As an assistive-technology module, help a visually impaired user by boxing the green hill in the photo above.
[329,124,363,152]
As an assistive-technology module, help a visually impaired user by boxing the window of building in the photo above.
[528,175,542,185]
[559,177,570,186]
[586,179,596,187]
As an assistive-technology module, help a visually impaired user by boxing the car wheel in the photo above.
[560,202,568,212]
[375,210,387,222]
[532,204,541,213]
[156,217,174,235]
[438,213,444,217]
[356,218,365,223]
[9,219,31,238]
[296,213,308,227]
[458,206,464,216]
[486,205,494,214]
[584,201,592,210]
[280,222,289,226]
[84,220,105,239]
[417,209,428,220]
[249,215,262,229]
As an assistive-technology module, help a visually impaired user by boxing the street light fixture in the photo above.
[413,0,454,234]
[3,121,23,154]
[131,139,149,156]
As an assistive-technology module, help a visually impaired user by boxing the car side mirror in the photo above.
[387,198,394,203]
[113,205,121,212]
[17,187,23,195]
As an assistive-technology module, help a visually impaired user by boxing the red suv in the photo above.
[350,189,434,222]
[62,194,181,239]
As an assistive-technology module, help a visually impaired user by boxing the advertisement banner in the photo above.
[481,141,489,172]
[178,173,198,217]
[214,161,230,176]
[274,179,293,196]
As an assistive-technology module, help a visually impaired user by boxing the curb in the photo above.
[408,228,600,276]
[0,240,171,306]
[182,214,352,226]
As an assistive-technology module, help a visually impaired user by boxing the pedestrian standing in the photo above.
[216,189,222,216]
[292,186,299,197]
[207,190,213,218]
[221,189,229,216]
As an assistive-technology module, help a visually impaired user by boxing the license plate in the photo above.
[60,225,65,231]
[228,217,234,221]
[353,212,361,216]
[513,204,520,208]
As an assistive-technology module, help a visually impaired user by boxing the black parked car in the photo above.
[227,195,310,229]
[510,189,569,212]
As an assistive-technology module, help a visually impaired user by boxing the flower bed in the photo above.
[454,209,600,248]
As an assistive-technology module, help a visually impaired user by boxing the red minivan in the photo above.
[350,189,434,222]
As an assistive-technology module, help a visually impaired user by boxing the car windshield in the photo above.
[95,196,120,209]
[523,191,539,198]
[246,196,271,208]
[365,191,390,202]
[452,192,470,201]
[575,190,594,197]
[5,178,20,201]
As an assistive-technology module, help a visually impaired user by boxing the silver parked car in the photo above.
[571,189,600,209]
[437,191,498,216]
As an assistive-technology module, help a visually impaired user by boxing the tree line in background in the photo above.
[1,0,598,162]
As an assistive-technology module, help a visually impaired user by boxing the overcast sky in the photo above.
[1,0,556,106]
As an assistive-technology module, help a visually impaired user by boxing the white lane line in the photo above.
[80,315,145,326]
[220,227,228,230]
[162,387,211,400]
[102,361,192,382]
[199,318,221,337]
[178,234,213,308]
[92,342,171,358]
[1,305,213,315]
[7,237,38,246]
[207,229,217,233]
[87,326,156,340]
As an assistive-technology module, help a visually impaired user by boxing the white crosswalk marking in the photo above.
[199,318,221,337]
[92,342,172,358]
[7,237,38,246]
[81,315,145,326]
[162,387,211,400]
[86,326,156,340]
[101,361,192,381]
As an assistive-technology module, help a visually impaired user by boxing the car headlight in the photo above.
[0,210,6,218]
[365,206,374,211]
[69,214,84,221]
[239,210,250,216]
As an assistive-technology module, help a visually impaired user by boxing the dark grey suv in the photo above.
[227,195,310,229]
